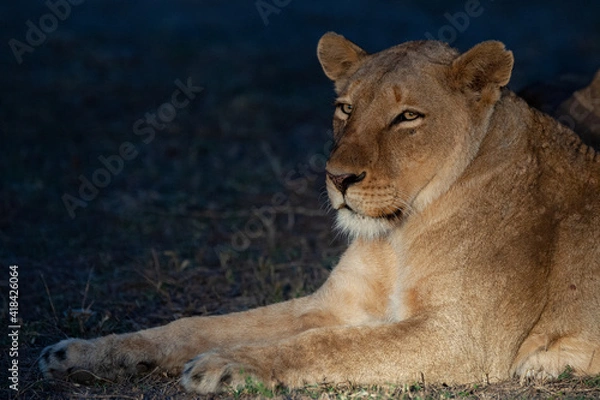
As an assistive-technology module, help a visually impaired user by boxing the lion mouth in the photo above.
[334,205,401,239]
[381,208,404,221]
[340,203,404,221]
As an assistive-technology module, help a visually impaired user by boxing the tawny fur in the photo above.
[40,33,600,394]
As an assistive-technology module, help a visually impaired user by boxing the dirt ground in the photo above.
[1,1,600,399]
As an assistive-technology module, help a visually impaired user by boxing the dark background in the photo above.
[1,0,599,398]
[3,0,599,263]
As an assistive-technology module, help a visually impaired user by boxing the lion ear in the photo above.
[317,32,367,81]
[450,41,514,94]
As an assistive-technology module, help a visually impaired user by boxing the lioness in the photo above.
[40,33,600,394]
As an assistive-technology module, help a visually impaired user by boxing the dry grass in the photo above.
[12,366,600,399]
[5,237,600,399]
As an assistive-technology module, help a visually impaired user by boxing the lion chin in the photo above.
[334,208,396,240]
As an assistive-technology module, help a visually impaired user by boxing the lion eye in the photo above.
[339,103,353,115]
[403,111,419,120]
[391,110,422,125]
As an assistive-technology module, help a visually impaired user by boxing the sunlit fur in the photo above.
[334,208,394,240]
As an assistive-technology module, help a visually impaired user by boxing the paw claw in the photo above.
[180,351,255,394]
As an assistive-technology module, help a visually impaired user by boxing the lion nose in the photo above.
[326,171,366,194]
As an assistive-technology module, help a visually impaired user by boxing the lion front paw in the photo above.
[39,337,154,383]
[39,338,98,383]
[180,350,267,394]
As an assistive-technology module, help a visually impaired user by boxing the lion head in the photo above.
[317,33,514,238]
